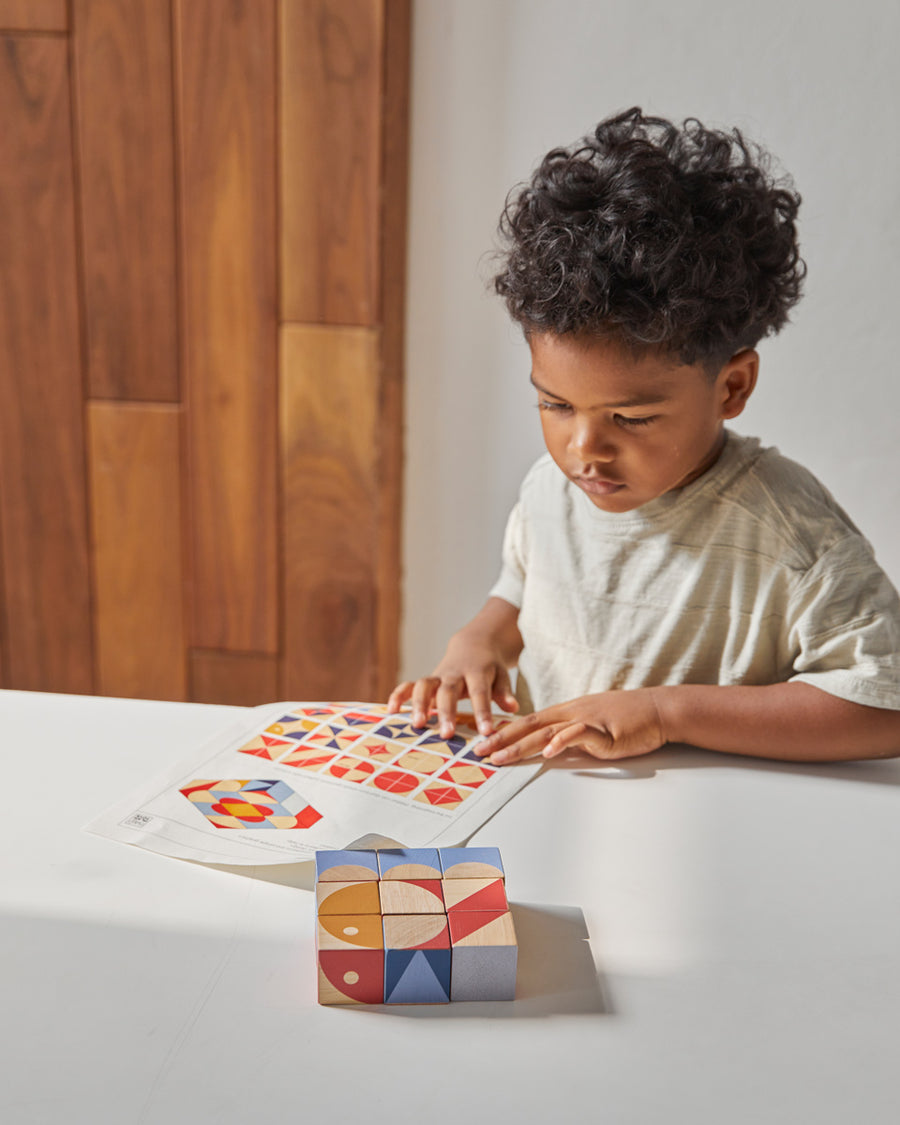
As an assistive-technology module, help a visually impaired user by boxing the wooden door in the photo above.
[0,0,409,705]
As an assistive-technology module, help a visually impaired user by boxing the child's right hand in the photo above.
[387,598,523,740]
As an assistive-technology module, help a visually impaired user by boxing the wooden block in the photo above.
[448,910,518,1002]
[377,848,442,880]
[317,914,384,1005]
[441,878,508,914]
[438,847,505,881]
[383,915,451,1004]
[315,849,379,882]
[316,880,381,916]
[378,879,445,915]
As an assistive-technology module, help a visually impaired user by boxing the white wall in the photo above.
[401,0,900,679]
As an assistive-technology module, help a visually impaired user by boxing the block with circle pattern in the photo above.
[316,880,382,916]
[317,913,385,1005]
[378,879,445,914]
[377,848,442,880]
[315,849,380,882]
[438,847,505,880]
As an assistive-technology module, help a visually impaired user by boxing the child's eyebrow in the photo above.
[530,374,669,408]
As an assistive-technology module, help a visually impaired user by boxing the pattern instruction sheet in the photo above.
[87,702,543,865]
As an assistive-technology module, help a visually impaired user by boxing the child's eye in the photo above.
[614,414,657,429]
[536,400,571,413]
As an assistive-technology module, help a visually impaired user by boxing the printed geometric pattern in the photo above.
[237,734,294,760]
[314,847,516,1004]
[279,746,338,771]
[234,704,507,807]
[413,782,475,809]
[180,779,322,829]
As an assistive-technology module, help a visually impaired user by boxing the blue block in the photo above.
[384,948,452,1004]
[377,848,442,880]
[315,849,380,882]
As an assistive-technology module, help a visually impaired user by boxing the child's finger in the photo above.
[487,721,566,765]
[491,668,519,715]
[466,677,495,736]
[410,677,441,727]
[435,679,463,738]
[387,681,413,713]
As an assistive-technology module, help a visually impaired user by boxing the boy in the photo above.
[389,108,900,764]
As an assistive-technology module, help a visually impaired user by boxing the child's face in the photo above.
[529,332,755,514]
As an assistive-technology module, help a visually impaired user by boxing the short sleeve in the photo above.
[488,501,526,609]
[787,537,900,710]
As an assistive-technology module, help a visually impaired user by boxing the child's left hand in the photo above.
[474,688,666,764]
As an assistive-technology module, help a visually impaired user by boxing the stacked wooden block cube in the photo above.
[315,846,517,1004]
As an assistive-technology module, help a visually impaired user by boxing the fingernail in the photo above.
[479,719,493,736]
[440,722,453,739]
[490,750,508,765]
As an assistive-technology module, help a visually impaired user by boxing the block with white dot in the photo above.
[313,846,516,1005]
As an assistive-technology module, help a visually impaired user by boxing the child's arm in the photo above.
[474,682,900,764]
[387,597,523,738]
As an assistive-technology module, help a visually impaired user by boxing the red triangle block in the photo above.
[447,908,508,944]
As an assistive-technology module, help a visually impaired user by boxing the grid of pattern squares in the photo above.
[238,704,508,811]
[315,847,517,1005]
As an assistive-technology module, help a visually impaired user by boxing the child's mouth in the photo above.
[574,476,625,496]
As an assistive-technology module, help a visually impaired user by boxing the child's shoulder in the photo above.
[719,433,868,569]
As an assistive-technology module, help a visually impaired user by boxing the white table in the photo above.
[3,688,899,1124]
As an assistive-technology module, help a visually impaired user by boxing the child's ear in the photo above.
[718,349,759,419]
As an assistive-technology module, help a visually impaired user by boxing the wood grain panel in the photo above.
[280,0,383,325]
[0,1,66,31]
[281,325,380,700]
[176,0,279,652]
[0,36,93,692]
[189,649,280,706]
[88,403,186,700]
[373,0,410,697]
[73,0,178,401]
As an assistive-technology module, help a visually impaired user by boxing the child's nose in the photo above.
[570,420,616,461]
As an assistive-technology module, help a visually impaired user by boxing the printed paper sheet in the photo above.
[85,702,542,865]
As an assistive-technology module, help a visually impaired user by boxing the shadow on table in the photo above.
[369,901,609,1021]
[540,743,900,787]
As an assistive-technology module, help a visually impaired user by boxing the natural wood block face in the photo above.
[280,0,383,325]
[438,847,505,881]
[281,325,380,699]
[441,878,509,914]
[0,36,92,692]
[378,880,445,915]
[88,403,186,700]
[316,881,382,916]
[383,913,451,951]
[377,848,442,880]
[0,0,67,30]
[74,0,178,401]
[177,0,278,653]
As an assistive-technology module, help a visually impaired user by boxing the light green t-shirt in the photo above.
[489,431,900,714]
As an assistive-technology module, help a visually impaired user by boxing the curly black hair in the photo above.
[494,108,806,368]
